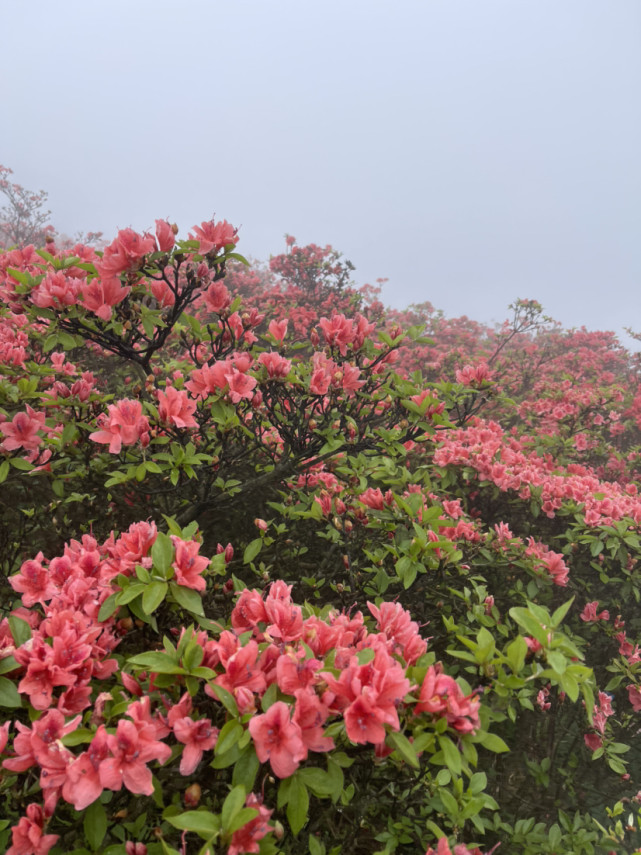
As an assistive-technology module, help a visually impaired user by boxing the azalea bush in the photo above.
[0,206,641,855]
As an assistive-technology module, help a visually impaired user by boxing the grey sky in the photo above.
[2,0,640,344]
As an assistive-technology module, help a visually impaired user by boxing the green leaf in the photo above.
[243,538,263,565]
[232,746,260,792]
[227,807,259,835]
[469,771,487,795]
[387,730,420,769]
[480,733,510,753]
[547,650,567,674]
[326,757,344,804]
[8,615,31,646]
[551,597,575,627]
[308,834,326,855]
[6,266,32,285]
[356,647,375,665]
[439,787,459,818]
[43,333,59,353]
[116,583,147,605]
[216,719,244,756]
[0,655,18,675]
[221,785,246,832]
[0,460,9,483]
[505,636,527,673]
[297,767,336,797]
[169,581,204,615]
[61,728,95,747]
[127,652,185,674]
[142,581,168,615]
[261,681,278,712]
[438,734,462,774]
[287,776,309,836]
[84,799,107,850]
[0,676,22,708]
[151,531,174,574]
[211,683,238,716]
[509,607,548,645]
[164,810,220,839]
[9,457,34,471]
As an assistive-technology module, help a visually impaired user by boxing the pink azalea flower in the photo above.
[275,649,322,695]
[341,363,364,392]
[627,685,641,712]
[7,803,59,855]
[10,553,57,607]
[62,725,110,810]
[227,793,272,855]
[30,270,82,310]
[189,219,238,254]
[214,640,266,696]
[343,691,388,745]
[170,536,209,591]
[1,406,46,452]
[359,488,386,510]
[185,361,232,398]
[292,689,334,753]
[173,716,219,775]
[309,368,330,396]
[248,701,307,778]
[257,351,291,378]
[264,599,304,643]
[584,732,603,752]
[319,314,355,355]
[455,363,493,387]
[268,318,288,343]
[226,369,257,403]
[97,227,156,277]
[89,399,149,454]
[155,219,175,252]
[231,589,269,635]
[99,719,171,796]
[80,275,131,320]
[580,601,610,622]
[415,665,480,734]
[203,281,231,313]
[156,386,198,429]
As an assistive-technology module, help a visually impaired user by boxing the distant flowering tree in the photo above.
[0,165,54,248]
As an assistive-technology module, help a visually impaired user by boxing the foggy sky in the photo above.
[2,0,640,345]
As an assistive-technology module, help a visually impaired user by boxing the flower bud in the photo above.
[184,783,202,807]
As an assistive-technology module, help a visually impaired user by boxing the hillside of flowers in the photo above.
[1,187,641,854]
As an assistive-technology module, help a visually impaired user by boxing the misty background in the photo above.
[2,0,639,344]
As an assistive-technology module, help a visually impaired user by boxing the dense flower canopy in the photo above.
[0,206,640,855]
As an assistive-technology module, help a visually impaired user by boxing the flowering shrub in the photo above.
[0,210,641,854]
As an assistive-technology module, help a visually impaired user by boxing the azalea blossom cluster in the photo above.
[2,520,210,716]
[3,209,641,852]
[433,418,641,529]
[0,526,483,854]
[228,583,479,770]
[6,219,235,323]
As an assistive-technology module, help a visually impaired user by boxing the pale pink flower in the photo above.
[89,399,149,454]
[173,717,218,775]
[1,406,46,452]
[156,386,198,429]
[580,601,610,622]
[248,701,307,778]
[7,803,59,855]
[189,219,238,254]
